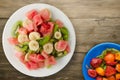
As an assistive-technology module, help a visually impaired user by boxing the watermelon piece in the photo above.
[25,61,39,70]
[55,40,68,52]
[18,27,28,34]
[40,22,54,36]
[48,56,56,65]
[65,44,70,53]
[29,54,38,62]
[38,61,45,68]
[25,62,31,69]
[45,56,56,67]
[24,23,34,32]
[41,51,49,59]
[26,9,38,20]
[56,19,63,28]
[8,37,19,45]
[15,52,25,63]
[39,9,51,21]
[33,14,43,26]
[37,54,45,62]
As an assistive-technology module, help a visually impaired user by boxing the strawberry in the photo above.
[105,66,116,77]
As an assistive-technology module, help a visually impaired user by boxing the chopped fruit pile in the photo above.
[87,48,120,80]
[8,9,70,70]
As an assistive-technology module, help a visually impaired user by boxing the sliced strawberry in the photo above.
[88,69,97,78]
[105,66,116,77]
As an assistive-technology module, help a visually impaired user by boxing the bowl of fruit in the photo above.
[2,3,76,77]
[82,42,120,80]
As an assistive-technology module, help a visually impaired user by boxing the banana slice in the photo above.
[23,19,32,27]
[25,53,31,61]
[29,32,41,40]
[29,40,39,51]
[54,31,62,39]
[18,34,29,43]
[43,43,53,54]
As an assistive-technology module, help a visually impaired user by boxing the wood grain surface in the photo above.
[0,0,120,80]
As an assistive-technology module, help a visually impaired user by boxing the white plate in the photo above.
[2,3,76,77]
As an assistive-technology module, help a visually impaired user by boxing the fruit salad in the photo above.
[8,9,70,70]
[87,48,120,80]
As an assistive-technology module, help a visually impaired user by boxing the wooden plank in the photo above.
[0,52,84,80]
[0,0,120,19]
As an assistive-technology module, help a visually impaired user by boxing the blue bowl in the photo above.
[82,42,120,80]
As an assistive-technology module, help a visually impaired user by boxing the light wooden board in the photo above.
[0,0,120,80]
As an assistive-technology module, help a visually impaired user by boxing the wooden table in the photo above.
[0,0,120,80]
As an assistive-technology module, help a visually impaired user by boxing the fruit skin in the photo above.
[11,21,22,38]
[87,69,97,78]
[105,66,116,77]
[96,76,103,80]
[116,64,120,72]
[116,73,120,80]
[107,76,115,80]
[95,67,105,76]
[90,58,103,68]
[115,53,120,61]
[104,53,115,63]
[26,9,38,20]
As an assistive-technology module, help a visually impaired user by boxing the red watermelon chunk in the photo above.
[56,19,63,28]
[26,9,38,20]
[39,9,50,21]
[38,61,45,68]
[24,23,34,32]
[25,61,39,70]
[55,40,68,52]
[8,37,19,45]
[105,66,116,77]
[29,54,38,62]
[40,22,54,36]
[37,54,45,62]
[15,52,25,63]
[33,14,43,26]
[18,27,28,34]
[45,56,56,67]
[65,44,70,53]
[41,51,49,59]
